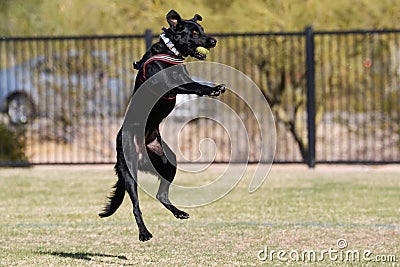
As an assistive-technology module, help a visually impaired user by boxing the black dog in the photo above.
[99,10,226,241]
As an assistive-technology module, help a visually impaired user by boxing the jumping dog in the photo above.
[99,10,226,241]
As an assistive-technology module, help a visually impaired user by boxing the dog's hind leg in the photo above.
[157,176,190,219]
[119,129,153,242]
[125,166,153,241]
[146,134,189,220]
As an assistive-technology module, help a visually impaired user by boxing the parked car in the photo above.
[0,57,39,124]
[0,51,130,124]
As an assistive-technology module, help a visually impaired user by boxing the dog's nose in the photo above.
[208,37,217,47]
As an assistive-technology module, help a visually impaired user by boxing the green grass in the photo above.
[0,165,399,266]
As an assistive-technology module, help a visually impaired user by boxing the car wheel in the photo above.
[7,94,35,125]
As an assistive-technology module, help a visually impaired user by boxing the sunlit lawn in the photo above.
[0,165,399,266]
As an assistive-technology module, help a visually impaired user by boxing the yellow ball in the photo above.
[196,46,209,55]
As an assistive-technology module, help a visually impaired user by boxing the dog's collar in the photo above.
[160,31,182,57]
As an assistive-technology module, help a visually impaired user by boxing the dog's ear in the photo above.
[166,10,182,30]
[192,14,202,22]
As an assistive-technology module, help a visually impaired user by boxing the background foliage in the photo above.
[1,0,399,36]
[0,123,27,163]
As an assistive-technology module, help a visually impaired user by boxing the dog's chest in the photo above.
[150,98,177,122]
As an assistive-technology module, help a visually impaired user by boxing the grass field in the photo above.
[0,164,399,266]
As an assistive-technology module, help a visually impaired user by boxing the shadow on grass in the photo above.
[36,250,133,266]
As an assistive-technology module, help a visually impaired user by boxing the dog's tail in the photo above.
[98,166,125,218]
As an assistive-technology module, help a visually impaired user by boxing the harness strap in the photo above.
[141,54,184,79]
[139,54,184,100]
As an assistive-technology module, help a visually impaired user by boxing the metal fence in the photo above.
[314,30,400,164]
[0,27,399,166]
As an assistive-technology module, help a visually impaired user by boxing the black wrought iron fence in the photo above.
[315,30,400,163]
[0,28,399,166]
[0,35,145,165]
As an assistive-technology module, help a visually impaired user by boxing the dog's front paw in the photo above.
[209,84,226,97]
[139,230,153,242]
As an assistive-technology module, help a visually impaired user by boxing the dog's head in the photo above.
[164,10,217,60]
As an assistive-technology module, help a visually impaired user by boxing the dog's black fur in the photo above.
[99,10,225,241]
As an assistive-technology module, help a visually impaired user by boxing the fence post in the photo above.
[305,26,316,168]
[144,29,153,50]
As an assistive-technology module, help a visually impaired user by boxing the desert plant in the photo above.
[0,123,28,164]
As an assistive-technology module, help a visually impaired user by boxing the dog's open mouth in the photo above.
[194,46,209,60]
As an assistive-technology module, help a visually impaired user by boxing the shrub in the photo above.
[0,123,28,164]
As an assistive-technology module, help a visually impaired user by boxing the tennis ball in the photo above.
[196,46,209,55]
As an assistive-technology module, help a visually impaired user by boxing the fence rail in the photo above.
[0,27,399,166]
